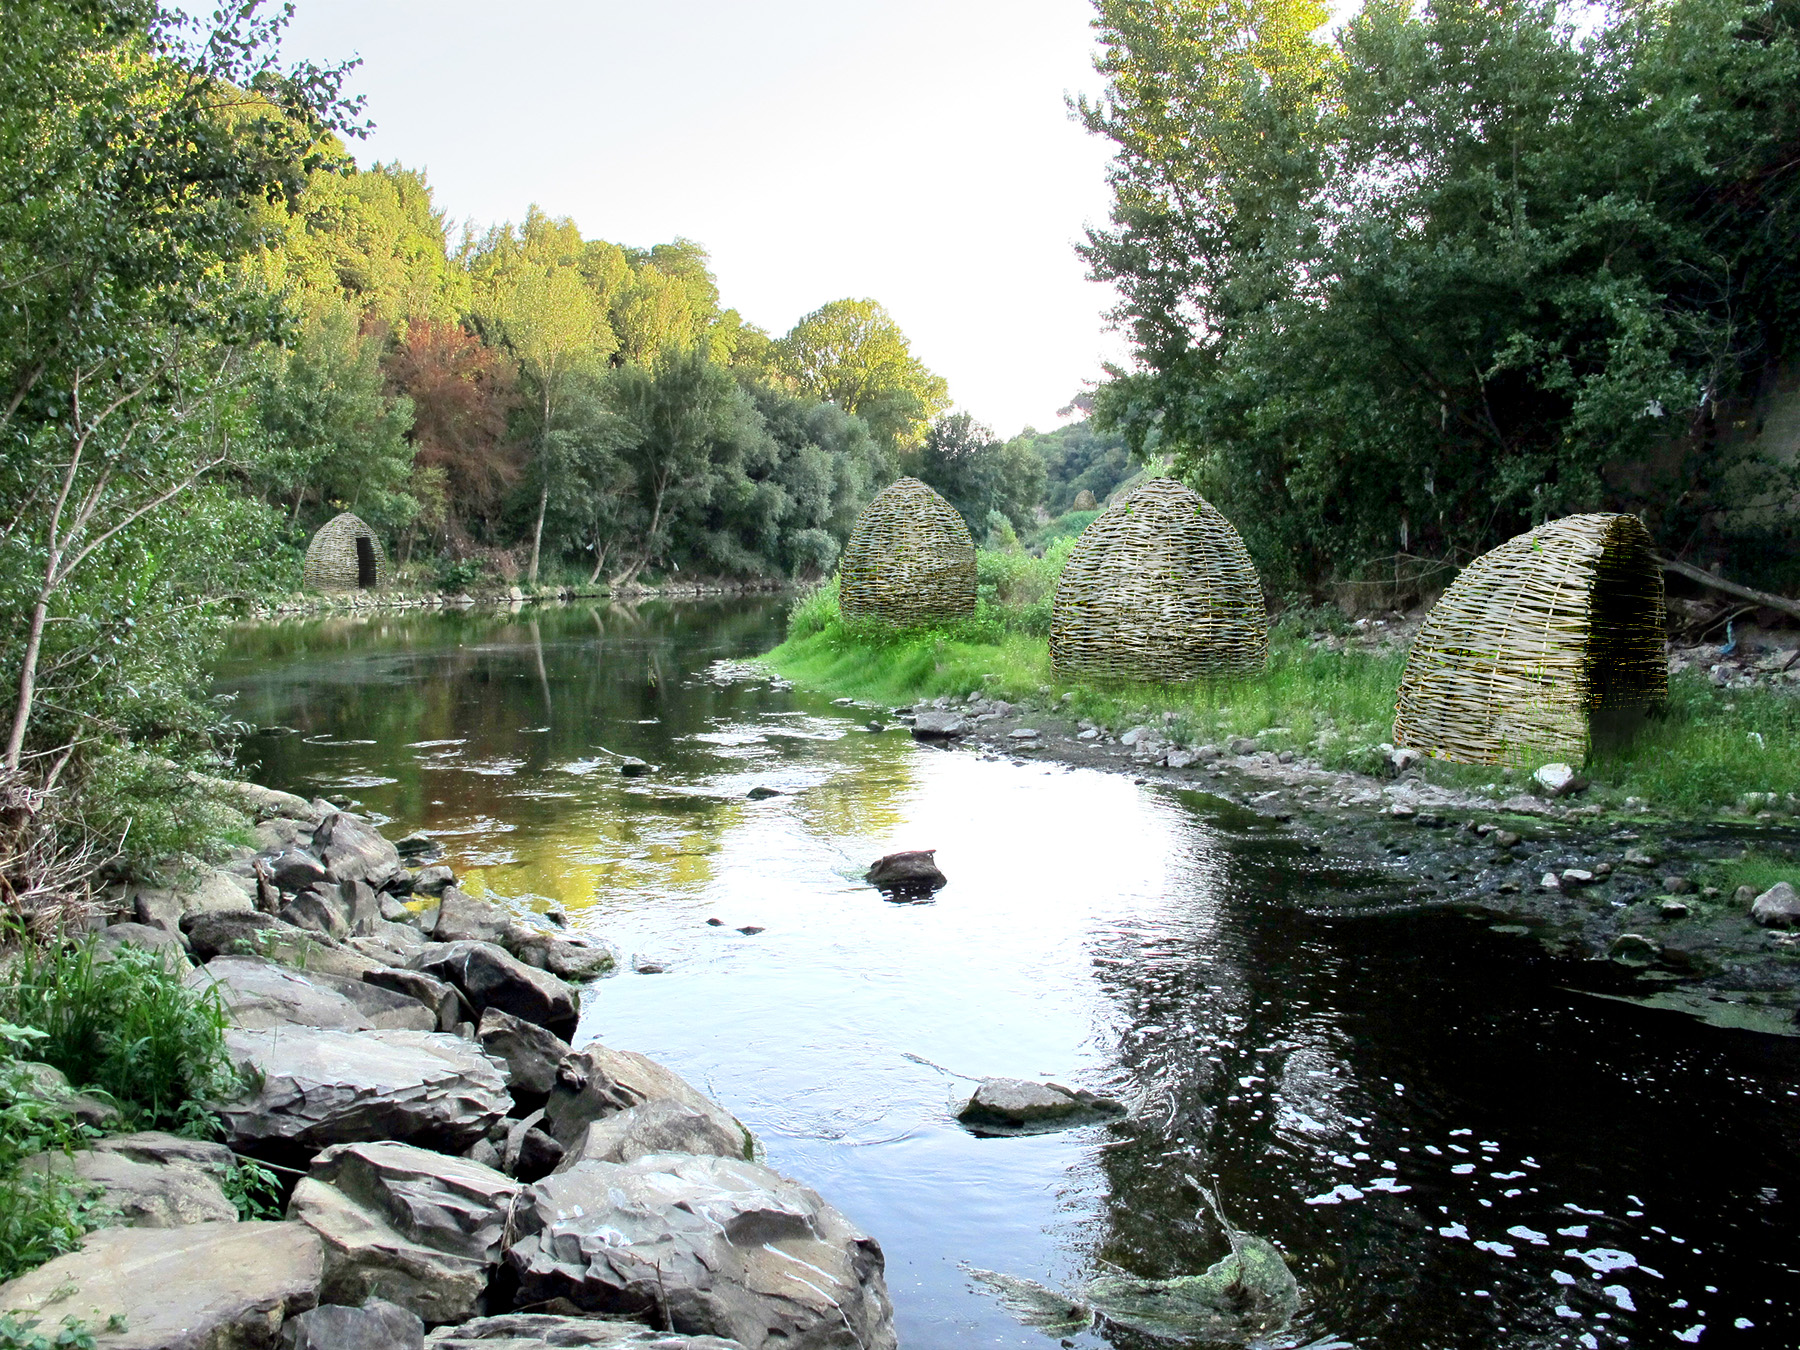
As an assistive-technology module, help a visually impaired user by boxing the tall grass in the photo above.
[769,556,1800,816]
[0,938,235,1133]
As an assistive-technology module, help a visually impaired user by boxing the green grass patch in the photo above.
[768,561,1800,818]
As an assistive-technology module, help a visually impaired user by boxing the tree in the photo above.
[472,228,615,582]
[1083,0,1800,590]
[774,300,950,450]
[911,413,1045,537]
[383,320,523,547]
[0,0,361,771]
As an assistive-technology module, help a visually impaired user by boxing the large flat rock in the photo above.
[542,1045,749,1159]
[26,1146,236,1228]
[0,1220,321,1349]
[426,1314,744,1347]
[506,1154,895,1350]
[219,1027,510,1155]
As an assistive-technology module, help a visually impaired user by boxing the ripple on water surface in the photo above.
[217,600,1800,1350]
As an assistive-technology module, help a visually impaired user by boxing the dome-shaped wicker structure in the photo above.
[838,477,976,625]
[302,511,388,592]
[1393,513,1666,765]
[1072,489,1098,511]
[1049,477,1268,682]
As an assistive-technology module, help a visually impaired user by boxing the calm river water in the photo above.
[215,598,1799,1350]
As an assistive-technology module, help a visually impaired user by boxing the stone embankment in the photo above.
[0,778,896,1350]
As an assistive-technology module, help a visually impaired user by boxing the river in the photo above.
[215,597,1799,1349]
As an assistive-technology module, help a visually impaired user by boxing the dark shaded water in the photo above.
[215,599,1800,1350]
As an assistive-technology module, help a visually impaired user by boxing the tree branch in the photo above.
[1657,555,1800,623]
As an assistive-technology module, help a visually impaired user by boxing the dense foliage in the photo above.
[1083,0,1800,592]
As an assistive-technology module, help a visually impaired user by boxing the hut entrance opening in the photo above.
[355,536,377,589]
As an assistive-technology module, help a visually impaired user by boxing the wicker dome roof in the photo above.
[302,511,388,592]
[1049,477,1268,682]
[838,477,976,625]
[1393,512,1667,765]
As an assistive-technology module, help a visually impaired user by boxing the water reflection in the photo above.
[218,599,1800,1350]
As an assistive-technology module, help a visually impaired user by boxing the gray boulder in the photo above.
[417,941,578,1039]
[1532,762,1586,797]
[542,1044,750,1159]
[1751,881,1800,928]
[554,1099,748,1172]
[174,866,261,917]
[218,1027,511,1155]
[909,710,966,739]
[433,888,512,944]
[281,1298,424,1350]
[506,1154,895,1350]
[268,849,330,894]
[368,966,467,1032]
[414,865,457,897]
[87,1131,236,1179]
[188,955,375,1031]
[427,1314,744,1347]
[956,1078,1127,1136]
[305,968,440,1031]
[182,909,297,962]
[316,812,403,890]
[0,1220,322,1350]
[196,776,320,824]
[477,1008,571,1104]
[282,886,351,940]
[288,1140,522,1326]
[25,1142,237,1228]
[97,921,190,964]
[505,926,617,982]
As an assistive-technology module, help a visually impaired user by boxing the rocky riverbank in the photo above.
[0,779,896,1350]
[799,677,1800,1034]
[254,576,791,619]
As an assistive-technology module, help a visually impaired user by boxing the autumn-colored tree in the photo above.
[384,320,523,544]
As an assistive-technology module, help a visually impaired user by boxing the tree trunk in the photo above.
[529,479,548,585]
[586,543,608,586]
[3,594,50,771]
[529,385,552,585]
[1657,555,1800,623]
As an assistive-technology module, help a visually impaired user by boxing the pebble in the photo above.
[1662,876,1695,895]
[1659,899,1691,919]
[1561,869,1595,886]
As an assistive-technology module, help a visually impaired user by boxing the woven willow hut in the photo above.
[1049,477,1268,682]
[1392,513,1666,765]
[838,477,976,625]
[1072,489,1098,511]
[302,511,388,592]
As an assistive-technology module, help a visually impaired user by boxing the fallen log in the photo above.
[1655,555,1800,623]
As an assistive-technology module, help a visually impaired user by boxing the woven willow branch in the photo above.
[1393,512,1667,765]
[838,477,976,625]
[1049,477,1268,682]
[301,511,389,592]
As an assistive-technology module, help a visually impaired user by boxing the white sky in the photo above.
[271,0,1131,437]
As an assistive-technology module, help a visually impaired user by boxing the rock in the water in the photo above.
[1751,881,1800,928]
[288,1140,522,1326]
[0,1220,321,1349]
[1531,762,1586,797]
[745,787,781,800]
[477,1008,572,1106]
[542,1044,751,1159]
[219,1027,511,1156]
[909,710,966,740]
[416,940,579,1039]
[619,757,650,777]
[1608,933,1661,966]
[426,1314,744,1346]
[25,1140,237,1228]
[413,865,457,897]
[281,1298,424,1350]
[864,849,946,894]
[957,1079,1126,1136]
[555,1098,749,1171]
[433,888,513,945]
[315,811,403,889]
[1082,1236,1300,1340]
[505,1154,896,1350]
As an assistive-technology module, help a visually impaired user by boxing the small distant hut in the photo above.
[1392,513,1667,765]
[1072,489,1098,512]
[302,511,388,592]
[838,477,976,625]
[1049,477,1268,682]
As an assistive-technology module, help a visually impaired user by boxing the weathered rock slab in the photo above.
[219,1027,510,1155]
[314,811,403,890]
[426,1314,743,1347]
[417,941,578,1039]
[188,955,375,1031]
[864,849,945,893]
[554,1098,748,1172]
[288,1141,521,1325]
[280,1298,424,1350]
[0,1220,321,1350]
[506,1154,895,1350]
[1751,881,1800,928]
[25,1144,237,1228]
[542,1045,749,1158]
[477,1008,571,1104]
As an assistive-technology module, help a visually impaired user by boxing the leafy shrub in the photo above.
[0,940,235,1133]
[0,1313,103,1350]
[0,1023,98,1282]
[434,557,487,591]
[70,750,252,881]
